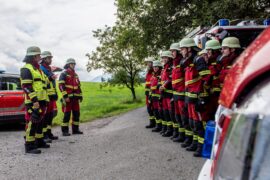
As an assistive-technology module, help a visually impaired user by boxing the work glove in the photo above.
[80,97,83,103]
[31,108,41,124]
[195,98,206,112]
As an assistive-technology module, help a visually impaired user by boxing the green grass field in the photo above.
[53,82,145,125]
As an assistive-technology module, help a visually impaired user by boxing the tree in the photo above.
[87,0,270,100]
[86,24,145,100]
[117,0,270,54]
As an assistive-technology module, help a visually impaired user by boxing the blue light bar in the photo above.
[219,19,230,26]
[264,19,270,26]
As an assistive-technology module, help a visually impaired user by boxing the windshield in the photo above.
[214,113,258,180]
[250,115,270,180]
[0,76,22,91]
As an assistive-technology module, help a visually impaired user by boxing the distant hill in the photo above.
[90,74,111,82]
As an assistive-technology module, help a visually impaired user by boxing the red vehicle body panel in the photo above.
[0,91,25,116]
[0,74,25,123]
[219,27,270,108]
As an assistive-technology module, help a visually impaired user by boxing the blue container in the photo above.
[219,19,229,26]
[202,142,213,158]
[202,121,216,158]
[204,121,215,144]
[264,19,270,26]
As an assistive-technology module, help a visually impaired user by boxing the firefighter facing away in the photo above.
[149,60,163,132]
[59,58,83,136]
[20,46,50,154]
[144,57,155,128]
[159,51,174,137]
[169,43,186,142]
[40,51,59,141]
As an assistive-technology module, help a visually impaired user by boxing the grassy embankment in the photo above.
[53,82,145,125]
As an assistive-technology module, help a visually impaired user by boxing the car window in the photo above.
[250,115,270,180]
[0,77,22,91]
[214,113,258,180]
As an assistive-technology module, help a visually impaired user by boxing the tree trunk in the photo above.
[130,87,136,100]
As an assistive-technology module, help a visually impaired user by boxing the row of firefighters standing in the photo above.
[145,37,241,157]
[20,46,83,154]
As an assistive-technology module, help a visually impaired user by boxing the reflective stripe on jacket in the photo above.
[21,63,48,104]
[59,68,82,99]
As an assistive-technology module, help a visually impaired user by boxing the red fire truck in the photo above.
[0,71,25,123]
[198,26,270,180]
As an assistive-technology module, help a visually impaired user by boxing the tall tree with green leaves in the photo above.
[117,0,270,54]
[86,2,147,100]
[87,0,270,100]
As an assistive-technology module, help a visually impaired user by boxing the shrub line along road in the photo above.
[0,107,204,180]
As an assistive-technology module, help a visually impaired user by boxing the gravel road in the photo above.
[0,107,205,180]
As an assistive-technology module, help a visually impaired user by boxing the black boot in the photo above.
[162,125,173,137]
[186,137,198,151]
[160,123,167,135]
[181,135,193,148]
[43,132,52,143]
[72,125,83,135]
[44,136,52,143]
[47,129,59,140]
[145,118,156,129]
[63,132,71,136]
[62,126,71,136]
[48,133,59,140]
[173,132,185,143]
[194,143,203,157]
[170,127,179,139]
[152,123,162,132]
[161,109,170,135]
[36,139,50,148]
[25,143,41,154]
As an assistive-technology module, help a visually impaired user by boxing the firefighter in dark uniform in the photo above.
[179,38,211,157]
[59,58,83,136]
[218,37,242,89]
[159,51,174,137]
[144,57,155,128]
[20,46,50,154]
[149,60,163,132]
[40,51,59,141]
[204,40,222,121]
[169,43,186,142]
[192,49,211,157]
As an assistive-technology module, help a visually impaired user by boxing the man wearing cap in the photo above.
[59,58,83,136]
[159,51,174,137]
[20,46,50,154]
[149,60,163,132]
[218,37,242,89]
[204,40,222,121]
[144,57,155,129]
[169,43,186,142]
[40,51,59,141]
[179,38,210,156]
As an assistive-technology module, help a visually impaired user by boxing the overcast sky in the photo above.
[0,0,116,81]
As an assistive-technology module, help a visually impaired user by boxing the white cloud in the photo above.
[0,0,116,81]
